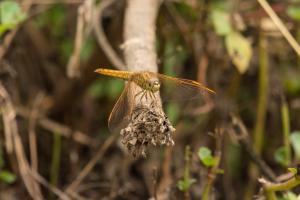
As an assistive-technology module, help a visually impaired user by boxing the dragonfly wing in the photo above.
[108,82,133,132]
[150,72,215,102]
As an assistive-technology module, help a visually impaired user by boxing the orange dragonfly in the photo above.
[95,68,215,132]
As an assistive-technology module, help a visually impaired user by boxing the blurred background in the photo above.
[1,0,300,199]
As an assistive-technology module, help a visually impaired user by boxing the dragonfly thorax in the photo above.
[131,73,160,92]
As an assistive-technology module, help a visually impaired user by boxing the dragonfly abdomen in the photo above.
[94,68,131,80]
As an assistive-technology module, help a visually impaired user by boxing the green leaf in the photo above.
[288,167,298,175]
[177,178,196,192]
[290,131,300,160]
[0,1,27,36]
[280,191,298,200]
[0,170,16,184]
[225,31,252,74]
[211,10,232,36]
[287,6,300,21]
[274,146,289,167]
[198,147,216,167]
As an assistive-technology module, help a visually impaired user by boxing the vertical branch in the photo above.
[123,0,161,72]
[253,30,268,154]
[245,29,269,200]
[67,0,94,78]
[93,0,126,70]
[120,0,175,157]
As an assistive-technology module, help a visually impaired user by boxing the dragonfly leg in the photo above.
[134,90,143,100]
[145,91,150,101]
[150,91,155,100]
[139,90,147,102]
[134,90,144,105]
[151,92,157,105]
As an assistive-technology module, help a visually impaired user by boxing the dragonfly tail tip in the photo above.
[94,68,101,73]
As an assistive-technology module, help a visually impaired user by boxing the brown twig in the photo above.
[67,0,94,78]
[65,133,118,195]
[257,0,300,56]
[230,115,277,182]
[0,31,19,64]
[93,0,126,70]
[28,93,44,175]
[156,147,173,199]
[29,170,71,200]
[16,106,97,147]
[0,82,43,200]
[152,166,158,199]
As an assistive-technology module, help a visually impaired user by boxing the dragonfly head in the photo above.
[151,80,160,92]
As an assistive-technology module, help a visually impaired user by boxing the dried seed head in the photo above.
[120,101,175,157]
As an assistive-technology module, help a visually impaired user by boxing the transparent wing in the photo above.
[148,72,215,103]
[108,82,133,132]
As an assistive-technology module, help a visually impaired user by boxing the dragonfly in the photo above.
[95,68,215,132]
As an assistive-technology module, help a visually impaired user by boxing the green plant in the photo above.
[0,1,27,37]
[177,146,196,197]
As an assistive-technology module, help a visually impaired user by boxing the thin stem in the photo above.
[266,177,300,191]
[297,25,300,69]
[183,145,191,200]
[281,98,291,166]
[49,133,62,200]
[201,129,223,200]
[93,0,125,70]
[253,30,268,154]
[245,29,269,200]
[257,0,300,56]
[260,175,300,200]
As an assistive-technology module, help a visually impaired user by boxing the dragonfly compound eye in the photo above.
[152,80,160,91]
